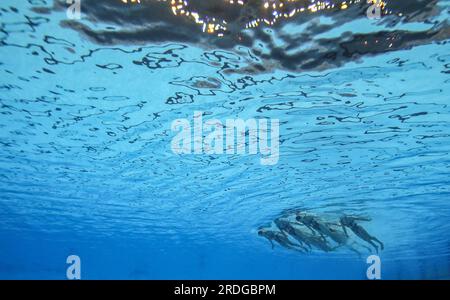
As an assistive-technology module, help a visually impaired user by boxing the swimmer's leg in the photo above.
[318,232,327,241]
[366,239,379,253]
[270,239,275,250]
[371,236,384,250]
[292,237,312,251]
[341,224,349,237]
[297,239,311,251]
[331,245,342,251]
[307,225,317,236]
[297,244,310,253]
[353,226,379,252]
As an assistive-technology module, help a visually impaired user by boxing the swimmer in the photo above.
[296,213,370,256]
[273,219,311,252]
[296,214,345,243]
[258,228,307,253]
[274,219,334,252]
[340,215,384,253]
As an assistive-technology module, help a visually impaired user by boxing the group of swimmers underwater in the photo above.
[258,210,384,256]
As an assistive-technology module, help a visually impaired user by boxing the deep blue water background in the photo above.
[0,0,449,279]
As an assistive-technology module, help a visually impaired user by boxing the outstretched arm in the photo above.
[280,229,289,239]
[341,223,349,237]
[294,222,316,235]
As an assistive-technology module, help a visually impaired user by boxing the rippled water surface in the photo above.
[0,0,450,279]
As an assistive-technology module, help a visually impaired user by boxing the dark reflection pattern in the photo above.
[31,0,450,72]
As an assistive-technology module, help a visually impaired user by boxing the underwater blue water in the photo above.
[0,0,449,279]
